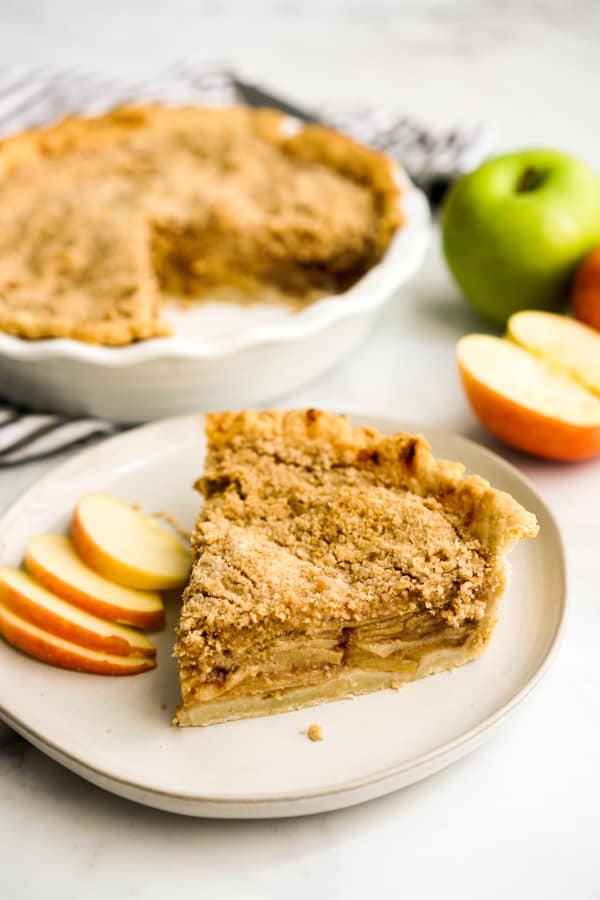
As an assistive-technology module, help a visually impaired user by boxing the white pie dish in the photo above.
[0,172,430,423]
[0,414,566,818]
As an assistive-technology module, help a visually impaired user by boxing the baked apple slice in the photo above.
[71,493,191,590]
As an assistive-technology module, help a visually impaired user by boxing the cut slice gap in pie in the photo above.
[174,409,538,726]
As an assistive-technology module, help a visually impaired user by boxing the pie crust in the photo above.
[0,106,402,345]
[174,409,538,727]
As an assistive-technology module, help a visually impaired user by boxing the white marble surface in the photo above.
[1,1,600,897]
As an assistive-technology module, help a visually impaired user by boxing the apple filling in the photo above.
[179,615,478,712]
[174,409,538,727]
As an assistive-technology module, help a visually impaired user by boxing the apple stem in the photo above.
[516,166,544,193]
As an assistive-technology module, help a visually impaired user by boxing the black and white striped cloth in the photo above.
[0,406,116,467]
[0,63,491,465]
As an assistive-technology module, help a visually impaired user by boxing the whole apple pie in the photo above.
[174,409,538,727]
[0,106,402,346]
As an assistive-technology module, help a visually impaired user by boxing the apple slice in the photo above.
[0,568,156,657]
[71,493,192,591]
[508,311,600,396]
[457,334,600,460]
[26,534,165,628]
[0,600,155,675]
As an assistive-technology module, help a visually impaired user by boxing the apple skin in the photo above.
[442,149,600,326]
[572,247,600,331]
[0,601,156,676]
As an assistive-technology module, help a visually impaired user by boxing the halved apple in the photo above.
[507,310,600,397]
[0,600,156,675]
[0,568,156,658]
[71,493,192,591]
[457,334,600,460]
[26,534,165,628]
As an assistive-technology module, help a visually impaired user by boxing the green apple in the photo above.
[442,149,600,326]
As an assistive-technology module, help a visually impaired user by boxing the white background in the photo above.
[1,2,599,898]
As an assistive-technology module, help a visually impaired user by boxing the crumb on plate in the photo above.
[303,723,324,742]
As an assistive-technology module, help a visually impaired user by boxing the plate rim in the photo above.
[0,413,568,813]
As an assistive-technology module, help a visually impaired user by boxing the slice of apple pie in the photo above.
[174,409,538,726]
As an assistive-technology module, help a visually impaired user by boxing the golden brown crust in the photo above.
[174,409,538,726]
[281,124,402,252]
[201,408,537,554]
[0,313,172,346]
[0,105,402,345]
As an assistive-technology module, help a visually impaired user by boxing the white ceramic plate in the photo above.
[0,414,566,818]
[0,176,430,423]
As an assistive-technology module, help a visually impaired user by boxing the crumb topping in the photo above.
[0,106,401,345]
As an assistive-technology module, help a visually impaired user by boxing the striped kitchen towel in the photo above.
[0,405,116,467]
[0,63,492,465]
